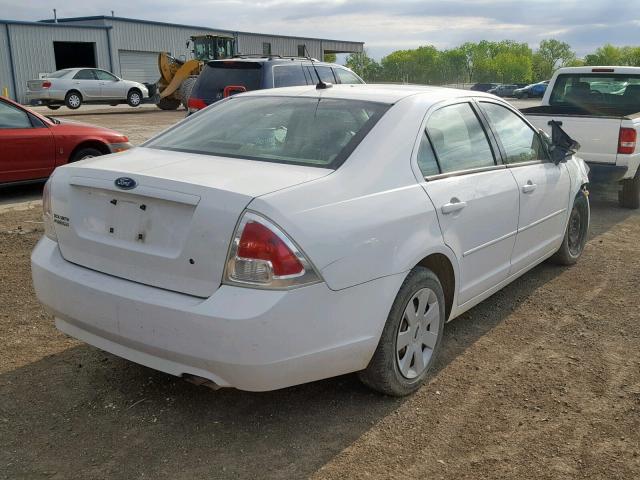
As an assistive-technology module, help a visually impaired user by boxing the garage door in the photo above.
[118,50,159,83]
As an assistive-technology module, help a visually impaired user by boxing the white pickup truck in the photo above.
[522,66,640,208]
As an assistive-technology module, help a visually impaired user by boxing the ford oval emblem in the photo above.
[114,177,137,190]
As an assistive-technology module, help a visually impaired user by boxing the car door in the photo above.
[72,69,100,99]
[0,100,54,183]
[418,101,520,306]
[95,70,124,99]
[477,100,571,273]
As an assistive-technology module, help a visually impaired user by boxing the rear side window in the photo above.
[73,69,96,80]
[416,132,440,177]
[195,63,262,101]
[480,102,547,164]
[145,96,389,169]
[273,65,307,87]
[334,68,363,84]
[0,101,31,129]
[305,65,335,84]
[426,103,495,173]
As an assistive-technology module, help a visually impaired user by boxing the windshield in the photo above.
[145,96,389,168]
[47,69,72,78]
[550,73,640,108]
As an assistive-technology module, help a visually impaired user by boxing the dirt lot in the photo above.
[1,106,639,479]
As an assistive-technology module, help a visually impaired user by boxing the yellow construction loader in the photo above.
[155,34,235,110]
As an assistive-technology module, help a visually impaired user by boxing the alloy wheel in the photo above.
[396,287,440,379]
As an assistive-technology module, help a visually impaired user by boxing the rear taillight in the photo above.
[42,179,57,241]
[224,212,321,289]
[618,128,637,155]
[42,81,51,89]
[187,97,207,112]
[223,85,247,98]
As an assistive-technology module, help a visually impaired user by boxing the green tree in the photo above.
[345,50,382,81]
[585,44,623,65]
[534,39,576,79]
[323,53,337,63]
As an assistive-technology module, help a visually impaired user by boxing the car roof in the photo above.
[240,83,495,105]
[206,58,348,67]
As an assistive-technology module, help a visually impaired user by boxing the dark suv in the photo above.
[187,57,364,113]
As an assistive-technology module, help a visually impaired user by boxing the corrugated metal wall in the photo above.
[0,25,14,99]
[0,17,363,103]
[4,23,110,102]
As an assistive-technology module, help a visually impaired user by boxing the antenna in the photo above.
[303,45,331,90]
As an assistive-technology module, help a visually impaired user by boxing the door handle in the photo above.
[522,181,537,193]
[441,198,467,214]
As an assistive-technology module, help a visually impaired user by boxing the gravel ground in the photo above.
[0,185,638,479]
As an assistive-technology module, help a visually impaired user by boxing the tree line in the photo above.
[345,40,640,85]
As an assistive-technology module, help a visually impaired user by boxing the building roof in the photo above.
[38,15,364,45]
[0,18,109,29]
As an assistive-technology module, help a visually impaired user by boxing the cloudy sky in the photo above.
[3,0,640,59]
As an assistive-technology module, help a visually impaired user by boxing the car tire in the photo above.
[179,77,197,109]
[157,97,181,111]
[46,105,61,110]
[522,92,529,99]
[71,147,103,162]
[619,170,640,209]
[65,91,82,110]
[359,267,445,396]
[550,190,590,265]
[127,89,142,107]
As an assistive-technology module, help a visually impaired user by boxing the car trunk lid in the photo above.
[52,147,331,297]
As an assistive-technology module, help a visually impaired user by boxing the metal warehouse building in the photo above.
[0,15,364,103]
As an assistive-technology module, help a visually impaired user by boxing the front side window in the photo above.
[334,68,363,84]
[426,103,495,173]
[95,70,118,81]
[0,101,31,129]
[73,69,96,80]
[480,102,547,164]
[273,65,307,87]
[145,96,389,168]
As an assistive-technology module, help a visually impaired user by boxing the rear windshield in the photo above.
[47,69,72,78]
[194,62,263,101]
[145,96,389,168]
[550,73,640,109]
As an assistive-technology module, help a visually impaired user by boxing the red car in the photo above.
[0,97,130,184]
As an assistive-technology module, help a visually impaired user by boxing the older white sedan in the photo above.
[31,85,590,395]
[26,68,149,110]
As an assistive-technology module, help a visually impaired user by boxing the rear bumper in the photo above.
[31,237,402,391]
[587,162,628,183]
[26,89,66,103]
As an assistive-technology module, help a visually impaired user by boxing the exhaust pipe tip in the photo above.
[182,374,221,391]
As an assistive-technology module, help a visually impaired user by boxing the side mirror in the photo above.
[540,121,580,165]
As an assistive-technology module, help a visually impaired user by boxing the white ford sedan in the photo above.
[32,85,590,396]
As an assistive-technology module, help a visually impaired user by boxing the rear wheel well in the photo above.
[68,141,110,162]
[417,253,455,321]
